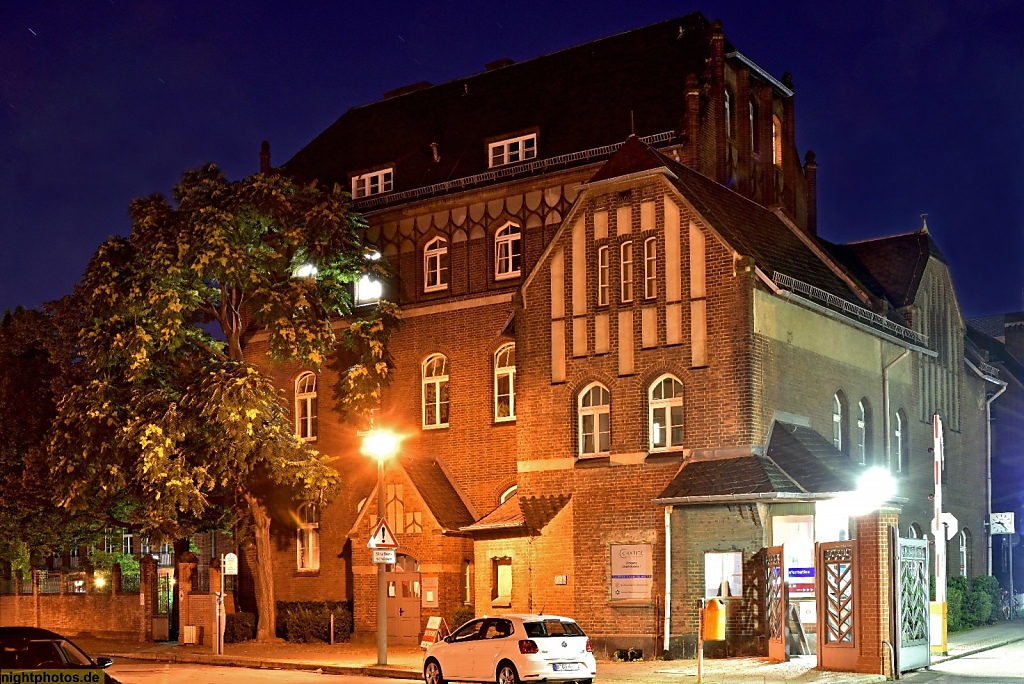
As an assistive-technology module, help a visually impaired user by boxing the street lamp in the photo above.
[361,427,401,666]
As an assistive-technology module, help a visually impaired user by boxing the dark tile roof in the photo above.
[826,231,944,309]
[967,314,1008,339]
[461,494,525,532]
[656,455,800,500]
[400,456,476,530]
[588,135,668,183]
[520,494,571,534]
[967,325,1024,384]
[284,13,719,193]
[763,422,860,493]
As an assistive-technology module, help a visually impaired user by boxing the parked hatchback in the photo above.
[0,627,121,683]
[424,614,596,684]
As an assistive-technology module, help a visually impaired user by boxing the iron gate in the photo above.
[816,540,857,671]
[766,545,787,662]
[894,532,930,672]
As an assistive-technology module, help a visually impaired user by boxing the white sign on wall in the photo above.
[610,544,653,602]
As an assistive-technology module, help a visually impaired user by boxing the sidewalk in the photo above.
[70,619,1024,684]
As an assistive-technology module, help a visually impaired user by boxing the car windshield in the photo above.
[523,619,585,637]
[57,639,93,666]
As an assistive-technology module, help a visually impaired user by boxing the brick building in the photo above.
[241,12,998,657]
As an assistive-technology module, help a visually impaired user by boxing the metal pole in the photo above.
[1010,540,1015,620]
[377,457,387,665]
[696,598,704,684]
[217,554,225,656]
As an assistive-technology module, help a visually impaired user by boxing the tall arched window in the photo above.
[857,398,872,465]
[649,375,684,451]
[908,522,923,539]
[894,408,908,475]
[578,383,610,457]
[494,343,516,421]
[424,237,449,292]
[295,372,318,441]
[422,354,450,428]
[772,114,782,166]
[832,391,848,454]
[296,503,320,571]
[958,529,972,577]
[494,223,522,280]
[644,237,657,299]
[620,241,634,302]
[597,245,610,306]
[724,89,733,138]
[749,100,759,151]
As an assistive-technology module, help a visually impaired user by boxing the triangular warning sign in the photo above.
[368,517,399,549]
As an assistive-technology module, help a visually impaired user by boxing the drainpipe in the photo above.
[882,348,911,470]
[986,381,1008,575]
[664,505,673,652]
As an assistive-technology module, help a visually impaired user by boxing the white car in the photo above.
[424,614,596,684]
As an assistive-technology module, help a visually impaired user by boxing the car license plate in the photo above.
[553,663,579,671]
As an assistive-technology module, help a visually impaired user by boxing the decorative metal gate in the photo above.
[816,540,857,671]
[766,545,787,662]
[894,533,930,672]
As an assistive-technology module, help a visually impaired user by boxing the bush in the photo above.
[276,601,352,643]
[947,582,965,632]
[972,575,1002,623]
[225,612,255,643]
[451,605,474,631]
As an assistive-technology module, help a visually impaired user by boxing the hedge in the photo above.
[276,601,353,643]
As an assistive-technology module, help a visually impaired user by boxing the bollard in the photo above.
[330,612,335,645]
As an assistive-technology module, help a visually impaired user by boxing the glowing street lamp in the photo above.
[361,427,402,666]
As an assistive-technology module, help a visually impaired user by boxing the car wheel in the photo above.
[578,679,593,684]
[424,659,446,684]
[497,662,520,684]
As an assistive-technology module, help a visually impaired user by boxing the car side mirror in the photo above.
[95,657,113,669]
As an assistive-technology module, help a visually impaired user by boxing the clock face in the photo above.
[991,513,1015,535]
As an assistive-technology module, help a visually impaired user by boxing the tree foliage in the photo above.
[47,165,399,639]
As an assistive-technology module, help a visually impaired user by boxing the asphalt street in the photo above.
[906,640,1024,682]
[107,659,421,683]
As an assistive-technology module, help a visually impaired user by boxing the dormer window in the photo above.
[489,134,537,168]
[352,168,394,198]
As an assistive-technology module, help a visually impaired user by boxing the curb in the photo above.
[930,634,1024,665]
[107,650,422,679]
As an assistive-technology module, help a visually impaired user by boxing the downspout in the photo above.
[882,348,911,469]
[986,381,1008,575]
[664,505,673,652]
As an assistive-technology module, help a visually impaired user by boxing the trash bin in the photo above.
[703,598,726,641]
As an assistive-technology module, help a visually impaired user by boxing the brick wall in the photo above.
[0,594,145,639]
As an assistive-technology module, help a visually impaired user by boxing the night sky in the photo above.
[3,1,1022,319]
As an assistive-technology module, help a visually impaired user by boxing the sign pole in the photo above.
[216,554,225,656]
[377,456,388,666]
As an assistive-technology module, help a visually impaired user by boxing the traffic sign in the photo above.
[373,548,396,564]
[368,517,399,549]
[932,512,959,540]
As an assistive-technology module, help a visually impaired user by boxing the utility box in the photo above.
[181,625,198,645]
[703,598,726,641]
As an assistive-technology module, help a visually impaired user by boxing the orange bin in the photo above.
[703,598,726,641]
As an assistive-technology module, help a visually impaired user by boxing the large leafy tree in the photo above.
[49,166,398,640]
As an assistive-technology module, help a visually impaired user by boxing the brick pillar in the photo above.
[855,508,899,677]
[709,18,726,183]
[684,74,701,169]
[111,562,122,594]
[140,556,157,642]
[177,557,197,645]
[32,569,41,628]
[59,570,66,596]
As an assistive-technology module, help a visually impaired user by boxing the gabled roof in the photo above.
[655,421,862,504]
[461,493,571,535]
[826,230,945,309]
[402,456,476,530]
[284,13,719,195]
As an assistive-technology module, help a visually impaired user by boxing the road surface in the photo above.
[108,659,421,684]
[904,640,1024,682]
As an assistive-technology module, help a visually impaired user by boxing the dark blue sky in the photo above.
[2,1,1022,317]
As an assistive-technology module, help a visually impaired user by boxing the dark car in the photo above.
[0,627,120,683]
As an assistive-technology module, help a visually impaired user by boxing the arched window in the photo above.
[644,237,657,299]
[620,241,634,302]
[494,223,522,280]
[907,522,922,539]
[295,372,318,441]
[832,391,848,454]
[959,529,972,577]
[772,114,782,166]
[578,383,610,457]
[894,408,908,475]
[422,354,450,428]
[749,100,759,151]
[724,89,733,138]
[857,398,872,465]
[499,485,518,504]
[597,245,609,306]
[494,343,516,421]
[424,237,449,292]
[296,503,320,571]
[649,375,684,451]
[461,559,473,604]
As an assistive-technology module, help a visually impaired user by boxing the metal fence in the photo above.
[39,572,62,594]
[157,575,172,615]
[18,576,33,595]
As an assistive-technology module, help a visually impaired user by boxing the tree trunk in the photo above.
[244,491,276,641]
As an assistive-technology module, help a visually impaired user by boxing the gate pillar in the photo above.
[854,508,899,677]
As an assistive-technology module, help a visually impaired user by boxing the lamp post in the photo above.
[361,428,401,666]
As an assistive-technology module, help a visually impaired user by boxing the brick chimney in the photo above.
[684,74,700,168]
[803,150,817,235]
[710,19,726,183]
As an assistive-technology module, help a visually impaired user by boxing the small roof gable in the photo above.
[461,493,571,535]
[587,135,670,183]
[461,494,525,532]
[764,422,860,494]
[656,455,800,500]
[520,494,571,533]
[827,231,944,308]
[967,324,1024,385]
[401,456,476,530]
